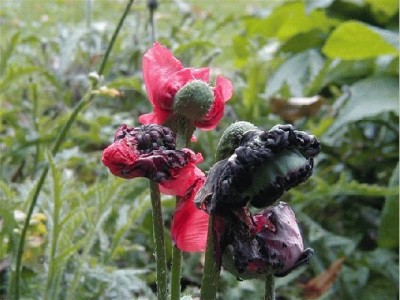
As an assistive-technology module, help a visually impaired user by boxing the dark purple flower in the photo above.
[221,202,313,279]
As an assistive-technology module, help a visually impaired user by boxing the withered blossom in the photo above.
[220,202,313,279]
[195,124,320,214]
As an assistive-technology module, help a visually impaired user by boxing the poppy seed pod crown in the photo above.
[173,80,214,121]
[216,121,258,161]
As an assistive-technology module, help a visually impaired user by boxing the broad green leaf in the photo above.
[244,2,335,41]
[264,49,324,98]
[368,26,399,50]
[365,0,399,19]
[378,163,399,249]
[322,21,398,60]
[280,29,326,53]
[329,76,399,131]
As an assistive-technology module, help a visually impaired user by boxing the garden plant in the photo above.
[0,0,398,299]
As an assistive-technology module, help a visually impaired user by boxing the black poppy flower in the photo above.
[102,124,203,196]
[195,124,321,214]
[221,202,313,279]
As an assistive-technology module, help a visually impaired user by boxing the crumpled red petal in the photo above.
[171,177,209,252]
[102,125,202,185]
[159,150,204,196]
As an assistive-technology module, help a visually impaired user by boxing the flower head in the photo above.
[221,202,313,279]
[102,124,202,194]
[195,124,321,214]
[139,42,233,130]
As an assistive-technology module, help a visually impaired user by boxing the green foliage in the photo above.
[378,163,399,249]
[0,0,398,299]
[322,21,398,59]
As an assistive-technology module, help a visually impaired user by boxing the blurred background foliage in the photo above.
[0,0,398,299]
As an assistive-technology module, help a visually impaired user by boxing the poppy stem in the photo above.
[170,116,193,300]
[149,180,169,300]
[200,215,220,300]
[170,246,182,300]
[265,274,275,300]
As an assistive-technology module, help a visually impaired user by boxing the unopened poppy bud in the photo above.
[173,80,214,121]
[216,121,257,160]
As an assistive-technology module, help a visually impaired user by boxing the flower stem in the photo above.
[170,116,193,300]
[9,1,135,299]
[170,246,182,300]
[149,180,168,300]
[264,274,275,300]
[200,215,220,300]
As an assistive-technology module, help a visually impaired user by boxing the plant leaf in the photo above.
[328,76,399,132]
[322,21,398,60]
[378,163,399,249]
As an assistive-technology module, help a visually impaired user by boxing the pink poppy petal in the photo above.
[192,67,210,82]
[171,182,209,252]
[138,107,171,126]
[215,76,234,102]
[143,43,183,106]
[194,76,233,130]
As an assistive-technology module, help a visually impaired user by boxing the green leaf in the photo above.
[378,163,399,249]
[329,76,399,131]
[0,32,20,75]
[365,0,399,19]
[322,21,398,60]
[0,65,42,92]
[280,29,326,53]
[322,59,376,86]
[245,2,335,41]
[264,49,324,98]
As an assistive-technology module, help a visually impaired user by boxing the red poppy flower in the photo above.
[102,124,202,194]
[139,42,233,130]
[171,175,209,252]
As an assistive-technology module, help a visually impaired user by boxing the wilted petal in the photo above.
[159,153,204,196]
[102,124,202,184]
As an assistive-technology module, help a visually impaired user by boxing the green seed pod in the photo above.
[173,80,214,121]
[216,121,258,161]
